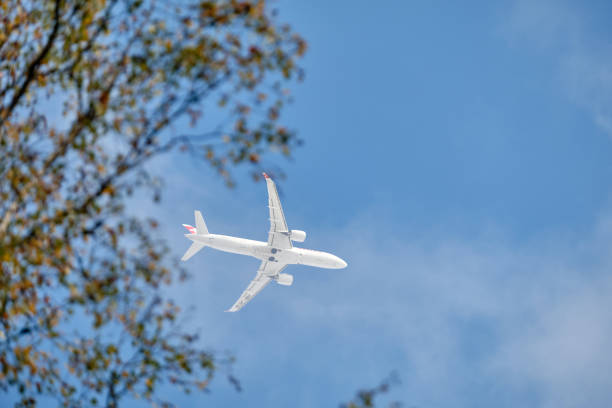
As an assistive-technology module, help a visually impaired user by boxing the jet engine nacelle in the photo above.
[290,229,306,242]
[275,273,294,286]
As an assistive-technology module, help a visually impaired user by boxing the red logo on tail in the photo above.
[182,224,196,234]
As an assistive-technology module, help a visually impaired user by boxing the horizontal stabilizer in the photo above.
[181,242,205,261]
[195,210,209,235]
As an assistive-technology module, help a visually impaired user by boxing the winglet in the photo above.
[262,172,269,179]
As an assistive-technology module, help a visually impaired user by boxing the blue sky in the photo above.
[139,1,612,407]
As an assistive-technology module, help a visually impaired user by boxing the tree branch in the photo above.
[0,0,63,124]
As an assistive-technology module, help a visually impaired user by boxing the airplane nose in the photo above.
[334,256,347,269]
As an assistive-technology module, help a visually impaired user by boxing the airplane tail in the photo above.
[181,242,205,261]
[194,210,209,235]
[181,210,210,261]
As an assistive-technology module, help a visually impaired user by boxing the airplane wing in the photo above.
[263,173,292,250]
[226,260,287,312]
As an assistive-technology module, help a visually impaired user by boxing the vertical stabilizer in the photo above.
[194,210,209,235]
[181,210,209,261]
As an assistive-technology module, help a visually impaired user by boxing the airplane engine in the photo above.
[290,229,306,242]
[275,273,294,286]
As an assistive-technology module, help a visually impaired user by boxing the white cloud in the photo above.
[139,156,612,407]
[504,0,612,137]
[271,207,612,407]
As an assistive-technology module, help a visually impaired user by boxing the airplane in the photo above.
[181,172,347,312]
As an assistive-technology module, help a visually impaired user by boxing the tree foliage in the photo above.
[0,0,305,406]
[340,374,401,408]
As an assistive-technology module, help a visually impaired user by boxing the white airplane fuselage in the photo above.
[187,233,347,269]
[182,172,347,311]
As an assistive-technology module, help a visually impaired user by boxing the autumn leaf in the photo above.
[0,0,305,406]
